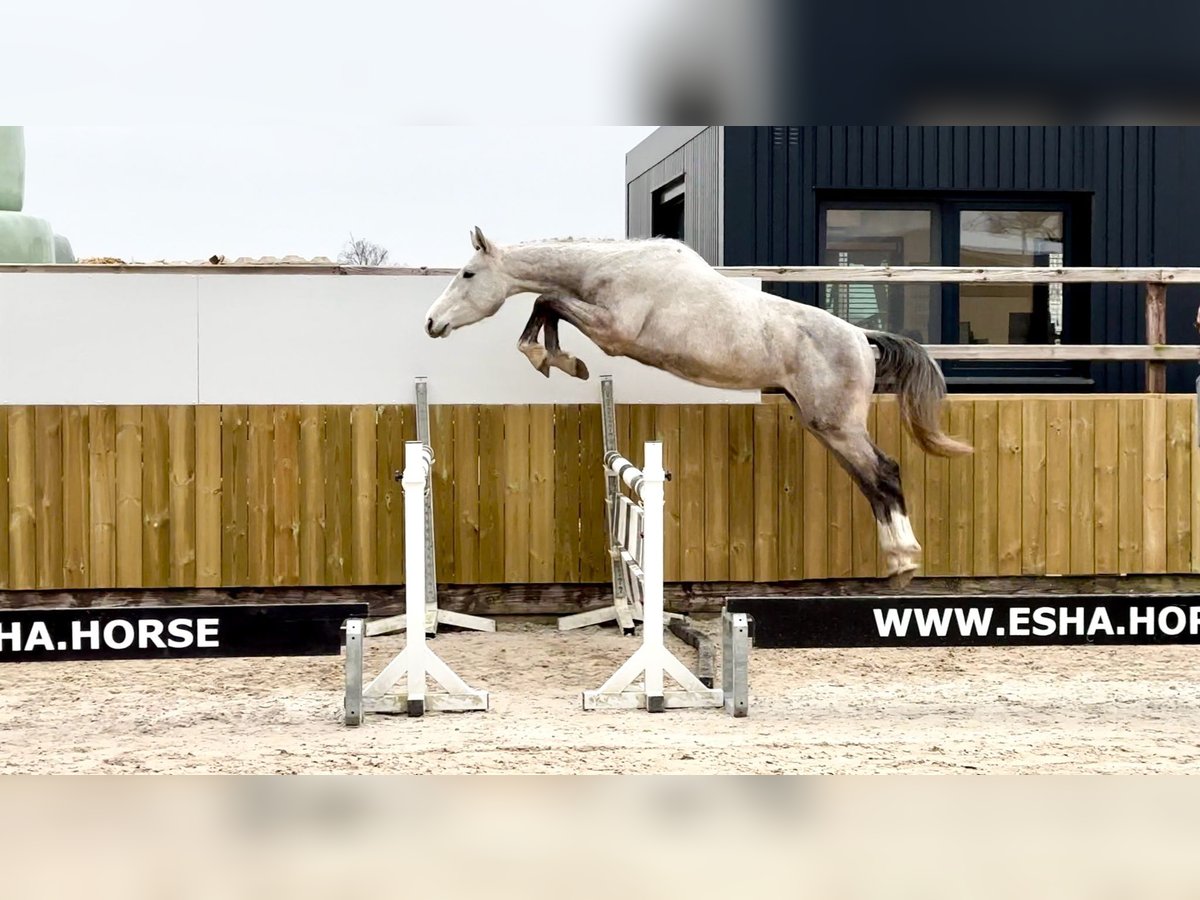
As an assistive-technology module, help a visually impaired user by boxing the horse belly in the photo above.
[625,341,767,390]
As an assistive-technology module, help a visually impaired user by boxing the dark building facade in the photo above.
[626,126,1200,393]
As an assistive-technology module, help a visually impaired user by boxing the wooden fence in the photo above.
[0,395,1195,590]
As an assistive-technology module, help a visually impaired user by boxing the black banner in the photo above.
[726,595,1200,648]
[0,603,367,662]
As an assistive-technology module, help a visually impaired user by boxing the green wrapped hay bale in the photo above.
[0,126,25,213]
[0,211,55,262]
[53,233,75,263]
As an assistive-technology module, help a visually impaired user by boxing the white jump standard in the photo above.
[581,440,726,713]
[366,377,495,638]
[559,375,683,634]
[344,441,488,722]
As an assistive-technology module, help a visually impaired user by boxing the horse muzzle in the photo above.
[425,318,451,338]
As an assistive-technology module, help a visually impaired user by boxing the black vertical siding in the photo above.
[626,127,721,264]
[715,125,1199,392]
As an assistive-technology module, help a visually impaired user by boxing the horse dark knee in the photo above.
[871,449,907,520]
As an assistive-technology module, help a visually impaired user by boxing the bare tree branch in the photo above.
[338,233,390,266]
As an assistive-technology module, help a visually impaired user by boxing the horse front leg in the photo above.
[517,303,552,377]
[542,316,589,380]
[518,295,593,380]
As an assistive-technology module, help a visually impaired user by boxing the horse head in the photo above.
[424,226,508,338]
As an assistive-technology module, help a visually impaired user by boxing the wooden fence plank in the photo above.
[453,404,479,584]
[168,406,197,586]
[657,405,682,581]
[529,405,556,581]
[324,406,352,584]
[851,403,879,578]
[0,409,6,588]
[923,405,950,576]
[87,407,117,589]
[220,405,248,586]
[431,404,457,584]
[801,427,828,580]
[825,435,855,579]
[63,406,90,588]
[972,400,999,576]
[996,399,1023,576]
[1069,399,1096,575]
[899,405,926,576]
[1092,399,1119,575]
[1020,399,1047,575]
[195,406,222,587]
[679,404,707,581]
[116,406,143,587]
[947,401,974,575]
[629,405,654,459]
[9,408,36,587]
[1117,398,1144,574]
[351,405,377,585]
[503,405,531,583]
[578,404,607,582]
[140,407,170,588]
[301,405,329,586]
[302,408,331,588]
[552,404,580,583]
[272,405,300,586]
[1193,404,1200,574]
[874,397,902,578]
[1044,399,1071,574]
[374,405,402,585]
[1166,396,1192,573]
[728,405,756,580]
[704,405,730,581]
[246,406,274,586]
[8,407,34,589]
[35,406,64,589]
[752,402,779,582]
[477,405,506,583]
[777,400,804,580]
[1143,396,1168,573]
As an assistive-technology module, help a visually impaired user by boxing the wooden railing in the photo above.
[717,266,1200,392]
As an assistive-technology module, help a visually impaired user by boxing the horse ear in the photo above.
[472,225,493,255]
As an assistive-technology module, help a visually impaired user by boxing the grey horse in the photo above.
[424,227,972,583]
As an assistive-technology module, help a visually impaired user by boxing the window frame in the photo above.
[817,192,1091,389]
[651,175,686,241]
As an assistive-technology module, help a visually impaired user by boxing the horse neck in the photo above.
[501,242,600,296]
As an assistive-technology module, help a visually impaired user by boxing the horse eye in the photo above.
[462,271,475,279]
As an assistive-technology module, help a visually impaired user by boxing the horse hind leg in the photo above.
[817,425,922,587]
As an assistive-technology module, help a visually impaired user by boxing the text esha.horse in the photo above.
[424,227,972,584]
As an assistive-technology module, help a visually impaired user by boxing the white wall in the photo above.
[0,273,762,404]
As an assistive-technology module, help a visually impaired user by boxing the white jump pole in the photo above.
[368,377,495,638]
[403,441,429,714]
[344,440,488,722]
[581,440,724,713]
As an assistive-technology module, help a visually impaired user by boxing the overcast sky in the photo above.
[22,126,657,265]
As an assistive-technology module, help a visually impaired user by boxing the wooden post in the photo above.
[1146,282,1167,392]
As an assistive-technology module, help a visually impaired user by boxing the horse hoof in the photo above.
[573,359,590,381]
[520,344,549,372]
[886,565,918,589]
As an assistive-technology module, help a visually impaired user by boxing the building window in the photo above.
[821,207,940,342]
[820,197,1083,387]
[820,199,1074,347]
[651,176,685,241]
[958,210,1064,345]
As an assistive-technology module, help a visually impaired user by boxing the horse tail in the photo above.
[865,330,973,458]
